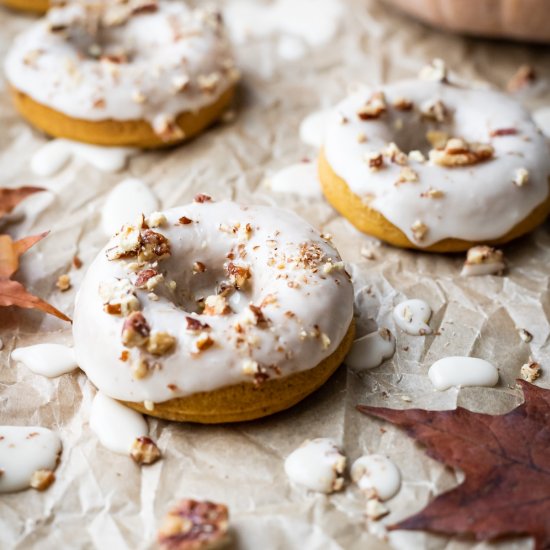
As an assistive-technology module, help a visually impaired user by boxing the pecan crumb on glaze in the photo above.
[411,220,428,242]
[383,142,408,165]
[507,65,536,93]
[72,255,83,269]
[130,436,162,465]
[186,317,210,332]
[248,304,268,327]
[520,359,541,383]
[135,268,159,288]
[395,167,418,184]
[421,99,449,123]
[513,168,529,187]
[421,187,444,199]
[147,212,167,228]
[426,130,449,149]
[139,229,171,262]
[56,274,71,292]
[178,216,194,225]
[30,469,55,491]
[393,96,414,111]
[157,499,229,550]
[122,312,151,347]
[194,332,214,352]
[131,357,149,379]
[193,261,207,274]
[429,138,494,167]
[203,295,231,316]
[194,194,212,203]
[357,92,387,120]
[364,152,384,171]
[146,332,177,356]
[490,128,518,138]
[226,263,251,289]
[99,279,140,316]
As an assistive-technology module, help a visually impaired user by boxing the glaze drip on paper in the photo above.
[267,162,322,198]
[11,343,78,378]
[346,328,395,370]
[428,357,499,390]
[0,426,62,493]
[351,454,401,501]
[284,438,346,493]
[393,299,432,335]
[89,392,149,455]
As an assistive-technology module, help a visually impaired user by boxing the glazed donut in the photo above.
[73,198,355,423]
[381,0,550,44]
[4,0,239,148]
[319,68,550,252]
[1,0,48,14]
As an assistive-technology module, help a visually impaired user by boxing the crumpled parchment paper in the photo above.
[1,1,549,548]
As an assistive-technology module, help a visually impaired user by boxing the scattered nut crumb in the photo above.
[56,274,71,292]
[366,498,389,520]
[130,436,162,465]
[30,469,55,491]
[520,359,541,383]
[518,328,533,343]
[513,168,529,187]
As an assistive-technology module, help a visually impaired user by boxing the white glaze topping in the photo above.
[300,110,330,149]
[267,162,322,198]
[11,344,78,378]
[324,79,550,246]
[393,299,432,336]
[101,178,160,236]
[0,426,62,493]
[428,357,499,390]
[345,328,395,371]
[351,454,401,501]
[31,139,138,177]
[5,2,238,130]
[89,392,148,455]
[73,200,354,403]
[533,107,550,138]
[284,438,346,493]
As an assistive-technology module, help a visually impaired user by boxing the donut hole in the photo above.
[389,115,455,156]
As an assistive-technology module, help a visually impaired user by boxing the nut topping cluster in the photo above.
[429,138,494,167]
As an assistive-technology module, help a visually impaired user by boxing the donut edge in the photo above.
[9,84,236,148]
[122,320,355,424]
[1,0,47,13]
[318,148,550,253]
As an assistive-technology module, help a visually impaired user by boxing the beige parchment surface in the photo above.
[1,1,550,549]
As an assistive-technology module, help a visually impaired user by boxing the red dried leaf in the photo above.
[357,381,550,549]
[0,186,44,218]
[0,232,70,322]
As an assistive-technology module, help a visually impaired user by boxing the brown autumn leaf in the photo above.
[0,186,44,218]
[0,232,71,322]
[357,380,550,549]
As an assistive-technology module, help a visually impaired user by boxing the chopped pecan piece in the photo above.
[139,229,171,262]
[122,312,151,347]
[194,194,212,203]
[421,99,449,123]
[135,268,159,289]
[56,274,71,292]
[186,317,210,332]
[203,295,231,316]
[30,469,55,491]
[158,499,229,550]
[130,436,161,465]
[520,359,541,383]
[411,220,428,242]
[178,216,193,225]
[357,92,387,120]
[490,128,518,138]
[146,332,176,356]
[430,139,494,167]
[226,263,251,289]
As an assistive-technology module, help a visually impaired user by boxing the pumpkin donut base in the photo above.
[10,84,236,149]
[319,149,550,253]
[123,320,355,424]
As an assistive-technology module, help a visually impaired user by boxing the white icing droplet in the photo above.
[11,344,77,378]
[533,107,550,138]
[284,438,346,493]
[101,178,160,236]
[0,426,61,493]
[267,163,322,197]
[393,299,432,335]
[351,454,401,501]
[31,139,138,177]
[428,357,499,390]
[89,392,148,455]
[346,328,395,370]
[299,110,330,148]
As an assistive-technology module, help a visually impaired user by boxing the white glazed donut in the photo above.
[4,0,239,147]
[73,198,355,422]
[320,67,550,251]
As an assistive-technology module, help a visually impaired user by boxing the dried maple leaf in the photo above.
[0,186,44,218]
[357,381,550,549]
[0,232,70,321]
